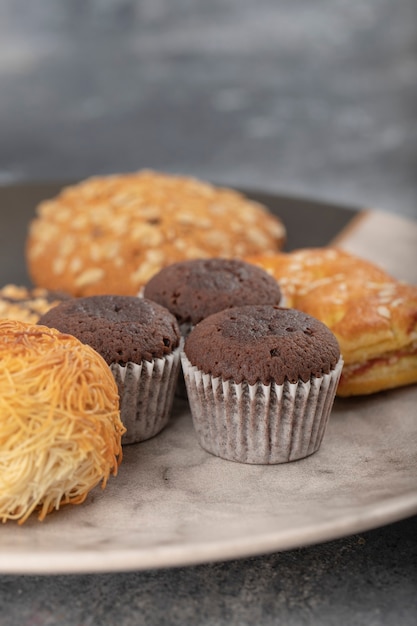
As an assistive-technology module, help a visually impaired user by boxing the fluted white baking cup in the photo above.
[111,347,181,444]
[176,334,189,399]
[181,354,343,464]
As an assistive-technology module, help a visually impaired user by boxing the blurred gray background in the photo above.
[1,0,416,218]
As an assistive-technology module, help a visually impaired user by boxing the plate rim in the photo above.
[0,183,416,575]
[1,492,417,575]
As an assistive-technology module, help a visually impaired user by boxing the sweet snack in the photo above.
[143,258,283,335]
[144,258,283,399]
[0,319,125,525]
[182,305,343,464]
[246,247,417,396]
[38,295,181,444]
[0,284,70,323]
[26,170,286,297]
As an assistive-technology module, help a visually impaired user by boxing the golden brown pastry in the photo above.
[0,284,70,323]
[0,319,125,524]
[26,170,286,297]
[246,248,417,397]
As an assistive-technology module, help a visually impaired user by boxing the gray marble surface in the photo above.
[0,1,417,625]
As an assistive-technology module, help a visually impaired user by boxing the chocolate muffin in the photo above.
[143,258,282,334]
[144,258,283,399]
[38,296,181,444]
[182,305,343,464]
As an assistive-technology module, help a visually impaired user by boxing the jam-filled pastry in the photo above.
[246,248,417,397]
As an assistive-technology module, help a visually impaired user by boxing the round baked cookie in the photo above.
[26,170,286,297]
[38,296,181,444]
[143,258,283,332]
[0,319,125,525]
[0,284,70,324]
[182,305,343,464]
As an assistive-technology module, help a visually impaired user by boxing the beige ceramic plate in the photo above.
[1,387,417,574]
[0,184,416,574]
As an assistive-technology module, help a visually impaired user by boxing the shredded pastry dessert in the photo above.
[0,319,125,524]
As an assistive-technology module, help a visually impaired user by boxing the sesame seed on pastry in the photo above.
[26,170,286,297]
[0,284,70,324]
[246,248,417,396]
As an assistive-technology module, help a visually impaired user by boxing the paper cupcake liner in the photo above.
[175,334,189,399]
[111,347,181,444]
[181,354,343,464]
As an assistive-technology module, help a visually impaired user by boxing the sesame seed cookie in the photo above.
[25,170,286,297]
